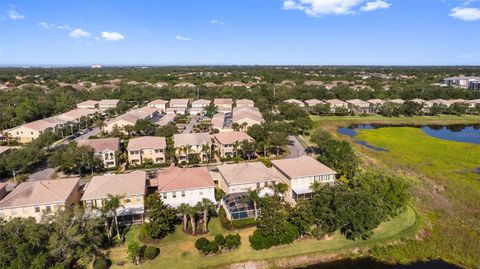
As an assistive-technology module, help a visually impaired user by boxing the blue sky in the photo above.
[0,0,479,66]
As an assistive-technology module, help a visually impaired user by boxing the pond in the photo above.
[338,124,480,146]
[299,257,464,269]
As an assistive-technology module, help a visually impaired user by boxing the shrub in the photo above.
[258,157,272,167]
[249,230,276,250]
[204,241,219,254]
[144,245,160,260]
[278,222,300,244]
[232,218,256,229]
[195,237,209,252]
[93,257,110,269]
[218,208,234,230]
[225,234,241,250]
[214,234,225,247]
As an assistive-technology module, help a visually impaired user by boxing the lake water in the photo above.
[299,258,464,269]
[337,124,480,145]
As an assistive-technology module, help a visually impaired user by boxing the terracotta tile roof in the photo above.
[304,99,325,106]
[0,178,79,208]
[99,99,120,106]
[169,99,190,107]
[235,99,254,106]
[272,155,336,179]
[218,162,280,185]
[173,132,211,148]
[214,98,233,105]
[157,114,176,126]
[148,99,169,106]
[77,138,120,152]
[0,146,11,155]
[192,99,211,105]
[367,99,386,105]
[57,108,97,121]
[81,171,146,200]
[211,113,226,129]
[127,136,166,151]
[77,100,99,107]
[232,109,264,123]
[410,98,426,104]
[214,131,253,145]
[284,99,305,107]
[388,99,405,104]
[346,99,369,106]
[325,99,347,105]
[23,118,63,132]
[153,166,215,192]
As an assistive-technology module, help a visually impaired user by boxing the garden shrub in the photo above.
[144,245,160,260]
[278,222,300,244]
[218,208,234,230]
[214,234,225,247]
[195,237,209,252]
[225,234,241,250]
[93,257,110,269]
[249,230,276,250]
[204,241,219,254]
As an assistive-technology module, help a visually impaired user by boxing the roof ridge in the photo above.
[0,182,34,205]
[39,180,67,201]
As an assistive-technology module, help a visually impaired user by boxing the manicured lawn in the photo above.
[350,127,480,268]
[110,207,418,269]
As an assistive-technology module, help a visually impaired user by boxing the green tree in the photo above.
[144,193,177,239]
[197,198,215,233]
[127,241,141,265]
[102,194,123,241]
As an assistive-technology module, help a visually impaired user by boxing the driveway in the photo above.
[183,115,199,134]
[285,136,306,159]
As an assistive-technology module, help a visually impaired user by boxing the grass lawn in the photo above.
[109,207,418,269]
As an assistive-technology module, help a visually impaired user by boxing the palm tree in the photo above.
[232,122,240,131]
[310,181,321,193]
[263,139,271,157]
[187,205,198,235]
[178,203,190,232]
[201,144,210,164]
[102,194,124,240]
[240,122,248,131]
[247,190,260,220]
[197,198,215,233]
[233,141,240,158]
[273,183,289,198]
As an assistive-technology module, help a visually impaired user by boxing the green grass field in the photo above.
[110,207,418,269]
[310,114,480,268]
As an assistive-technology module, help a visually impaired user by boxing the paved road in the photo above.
[286,136,306,159]
[183,115,199,134]
[72,127,101,142]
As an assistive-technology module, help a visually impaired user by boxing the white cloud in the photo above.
[69,28,91,38]
[100,31,125,41]
[175,35,191,41]
[450,7,480,21]
[56,24,72,30]
[38,22,72,30]
[360,0,391,12]
[38,22,52,29]
[283,0,364,16]
[6,5,24,20]
[210,19,224,25]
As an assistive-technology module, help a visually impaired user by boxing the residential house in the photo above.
[0,146,11,157]
[304,99,325,109]
[467,99,480,109]
[169,99,190,110]
[77,100,100,109]
[346,99,371,113]
[104,106,158,133]
[235,99,255,108]
[223,81,248,88]
[148,99,169,113]
[203,82,218,88]
[77,138,120,168]
[56,108,97,124]
[304,80,324,87]
[429,99,452,108]
[6,117,65,143]
[152,166,216,207]
[211,112,231,132]
[214,98,233,113]
[367,99,385,113]
[232,107,265,130]
[272,156,336,200]
[213,131,254,158]
[217,162,281,194]
[284,99,306,108]
[81,171,147,224]
[0,178,80,222]
[173,132,212,162]
[127,136,167,165]
[325,99,348,112]
[191,99,211,115]
[388,99,405,105]
[156,113,176,127]
[99,99,120,111]
[174,82,196,88]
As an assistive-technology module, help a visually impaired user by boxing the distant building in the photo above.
[217,162,281,194]
[77,138,120,168]
[173,133,212,163]
[91,64,102,69]
[214,98,233,113]
[127,136,167,165]
[443,76,480,90]
[235,99,255,108]
[148,99,169,113]
[284,99,306,108]
[213,131,254,158]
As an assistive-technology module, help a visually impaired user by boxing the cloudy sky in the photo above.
[0,0,479,66]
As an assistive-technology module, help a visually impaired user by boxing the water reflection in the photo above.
[298,257,464,269]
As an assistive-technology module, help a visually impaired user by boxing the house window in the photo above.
[162,193,167,199]
[136,196,141,203]
[172,192,176,198]
[45,206,51,213]
[181,191,185,197]
[35,206,40,213]
[23,207,29,214]
[256,182,260,189]
[264,182,268,187]
[199,190,203,196]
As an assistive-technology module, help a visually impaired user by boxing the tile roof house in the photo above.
[272,156,336,200]
[127,136,167,165]
[211,112,229,132]
[232,107,265,130]
[173,132,212,162]
[235,99,255,108]
[325,99,348,108]
[56,108,97,123]
[77,138,120,168]
[284,99,306,108]
[0,178,80,222]
[191,99,211,108]
[304,99,325,107]
[217,162,282,194]
[98,99,120,110]
[152,166,216,207]
[346,99,371,113]
[169,99,190,108]
[148,99,169,112]
[81,171,147,223]
[213,131,254,158]
[214,98,233,113]
[6,117,65,143]
[388,99,405,105]
[104,106,158,133]
[174,82,196,88]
